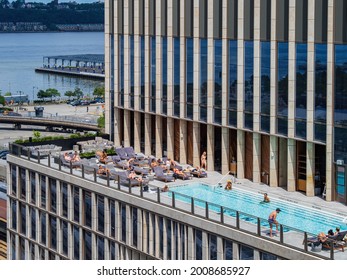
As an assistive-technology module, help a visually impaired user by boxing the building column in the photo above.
[287,139,296,192]
[193,0,201,121]
[162,218,168,260]
[142,211,148,254]
[156,36,163,114]
[216,236,223,260]
[202,232,208,260]
[253,133,261,183]
[155,115,163,158]
[326,0,334,201]
[193,122,201,168]
[154,216,160,258]
[134,112,141,152]
[221,127,230,175]
[237,130,245,179]
[187,226,195,260]
[180,36,186,120]
[124,34,130,109]
[148,213,154,256]
[269,135,278,187]
[167,117,174,160]
[114,108,121,147]
[123,110,131,147]
[144,113,151,156]
[180,120,187,164]
[134,34,141,111]
[232,242,239,260]
[306,142,315,196]
[206,124,214,170]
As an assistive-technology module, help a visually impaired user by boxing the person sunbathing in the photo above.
[99,150,108,163]
[97,165,110,175]
[71,151,81,162]
[128,171,143,182]
[173,168,186,179]
[63,152,71,162]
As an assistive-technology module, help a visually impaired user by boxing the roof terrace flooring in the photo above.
[7,146,347,260]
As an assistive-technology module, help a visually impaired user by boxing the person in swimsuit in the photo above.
[263,193,270,203]
[268,208,281,237]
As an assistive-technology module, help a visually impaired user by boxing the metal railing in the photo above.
[8,143,338,260]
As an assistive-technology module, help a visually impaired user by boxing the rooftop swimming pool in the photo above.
[170,182,347,235]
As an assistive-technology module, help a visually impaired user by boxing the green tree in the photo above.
[0,95,4,106]
[4,92,11,96]
[93,86,105,98]
[37,89,46,100]
[73,87,83,99]
[64,90,75,100]
[45,88,60,101]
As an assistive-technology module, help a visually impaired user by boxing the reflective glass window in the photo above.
[62,220,68,256]
[30,207,36,240]
[84,230,92,260]
[186,38,194,119]
[229,40,237,126]
[240,244,254,260]
[119,35,124,106]
[73,225,80,260]
[61,182,68,218]
[30,171,36,204]
[49,178,56,213]
[40,212,46,245]
[173,38,180,117]
[315,44,327,142]
[19,168,26,200]
[20,202,26,235]
[261,41,271,133]
[40,175,46,209]
[130,35,135,108]
[11,199,16,230]
[73,186,79,223]
[214,40,223,124]
[277,42,289,135]
[132,207,138,247]
[83,190,92,228]
[97,236,104,260]
[50,216,57,250]
[140,36,145,110]
[195,229,202,260]
[151,36,156,112]
[244,41,254,129]
[335,45,347,162]
[11,165,16,195]
[97,195,105,233]
[200,39,208,121]
[295,43,307,139]
[162,37,168,114]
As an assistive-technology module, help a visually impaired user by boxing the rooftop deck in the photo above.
[7,142,347,260]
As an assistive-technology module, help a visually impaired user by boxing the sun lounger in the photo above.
[191,168,207,178]
[60,154,82,168]
[322,231,347,252]
[115,159,130,170]
[133,166,150,176]
[124,146,136,158]
[153,166,175,183]
[113,170,148,187]
[115,147,130,160]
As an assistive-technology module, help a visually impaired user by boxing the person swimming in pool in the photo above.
[268,208,281,237]
[263,193,270,203]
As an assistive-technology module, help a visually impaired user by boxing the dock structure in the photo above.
[35,54,105,80]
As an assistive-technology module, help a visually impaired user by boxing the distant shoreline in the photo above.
[0,30,104,34]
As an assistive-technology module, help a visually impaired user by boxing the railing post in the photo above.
[220,206,224,223]
[140,183,143,197]
[128,181,131,193]
[330,241,334,260]
[157,187,160,203]
[117,176,120,190]
[304,232,308,251]
[172,192,175,208]
[257,218,261,236]
[70,161,73,174]
[191,197,194,214]
[94,169,97,182]
[81,165,85,178]
[236,211,240,229]
[205,202,209,219]
[59,157,61,170]
[18,146,22,157]
[28,149,31,161]
[37,151,40,164]
[107,172,110,187]
[48,154,51,167]
[280,225,284,243]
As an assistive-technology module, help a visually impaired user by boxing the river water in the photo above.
[0,32,104,100]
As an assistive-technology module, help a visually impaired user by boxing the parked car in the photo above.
[80,100,90,106]
[0,150,9,160]
[70,100,81,106]
[94,97,104,103]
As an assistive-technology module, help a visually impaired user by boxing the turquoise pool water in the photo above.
[170,182,347,235]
